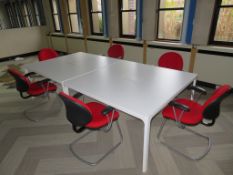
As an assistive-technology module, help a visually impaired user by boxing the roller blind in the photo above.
[107,0,120,38]
[80,0,90,36]
[191,0,216,45]
[142,0,158,40]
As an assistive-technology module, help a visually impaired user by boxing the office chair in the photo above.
[38,48,59,61]
[158,52,183,70]
[59,92,123,165]
[107,44,124,59]
[157,84,232,160]
[8,68,57,121]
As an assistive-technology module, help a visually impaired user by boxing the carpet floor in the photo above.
[0,56,233,175]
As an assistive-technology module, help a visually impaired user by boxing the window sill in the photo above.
[198,45,233,54]
[148,41,191,49]
[67,33,84,39]
[113,38,143,44]
[87,35,109,41]
[49,32,64,37]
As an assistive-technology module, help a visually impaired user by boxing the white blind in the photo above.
[107,0,120,38]
[142,0,158,40]
[192,0,216,45]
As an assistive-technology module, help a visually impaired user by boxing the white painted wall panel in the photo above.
[51,36,66,52]
[0,26,48,58]
[121,45,143,63]
[67,38,85,53]
[194,53,233,86]
[87,40,109,55]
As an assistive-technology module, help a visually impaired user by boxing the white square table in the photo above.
[22,52,118,90]
[63,60,197,173]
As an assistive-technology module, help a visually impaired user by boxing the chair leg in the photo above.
[24,93,61,122]
[69,120,123,166]
[157,118,212,160]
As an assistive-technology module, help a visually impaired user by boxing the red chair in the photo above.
[8,68,57,121]
[158,52,183,70]
[38,48,59,61]
[59,92,123,165]
[107,44,124,59]
[157,84,232,160]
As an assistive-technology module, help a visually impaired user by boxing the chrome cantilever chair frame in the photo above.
[157,117,212,160]
[70,120,123,165]
[8,68,58,122]
[59,92,123,165]
[157,85,232,160]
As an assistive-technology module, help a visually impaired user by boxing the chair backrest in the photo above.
[158,52,183,70]
[202,84,232,123]
[107,44,124,59]
[38,48,59,61]
[8,68,31,92]
[59,92,92,128]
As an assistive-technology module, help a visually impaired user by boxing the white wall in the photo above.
[194,53,233,85]
[67,38,85,53]
[0,26,48,58]
[50,36,67,52]
[87,40,109,55]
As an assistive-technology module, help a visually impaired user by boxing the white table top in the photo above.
[64,60,197,121]
[22,52,117,83]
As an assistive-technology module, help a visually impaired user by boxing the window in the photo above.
[89,0,103,35]
[67,0,82,33]
[50,0,62,32]
[5,3,18,28]
[33,0,46,26]
[210,0,233,45]
[119,0,137,38]
[21,1,32,27]
[157,0,185,41]
[3,0,45,29]
[33,1,41,25]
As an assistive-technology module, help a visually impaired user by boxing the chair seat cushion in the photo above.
[162,98,203,125]
[28,82,57,96]
[86,102,119,129]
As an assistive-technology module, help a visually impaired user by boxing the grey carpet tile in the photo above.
[0,86,233,175]
[217,159,233,175]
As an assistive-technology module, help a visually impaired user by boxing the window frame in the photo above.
[50,0,63,32]
[3,0,45,29]
[67,0,82,34]
[88,0,104,36]
[21,1,33,27]
[209,0,233,46]
[156,0,186,42]
[5,4,16,28]
[119,0,137,38]
[32,0,41,26]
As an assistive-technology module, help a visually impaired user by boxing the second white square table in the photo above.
[63,60,197,173]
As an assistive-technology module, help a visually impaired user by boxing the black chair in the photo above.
[157,84,232,160]
[59,92,123,165]
[8,68,57,121]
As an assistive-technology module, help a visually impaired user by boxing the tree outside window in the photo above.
[157,0,185,41]
[210,0,233,45]
[89,0,103,35]
[67,0,81,33]
[119,0,137,38]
